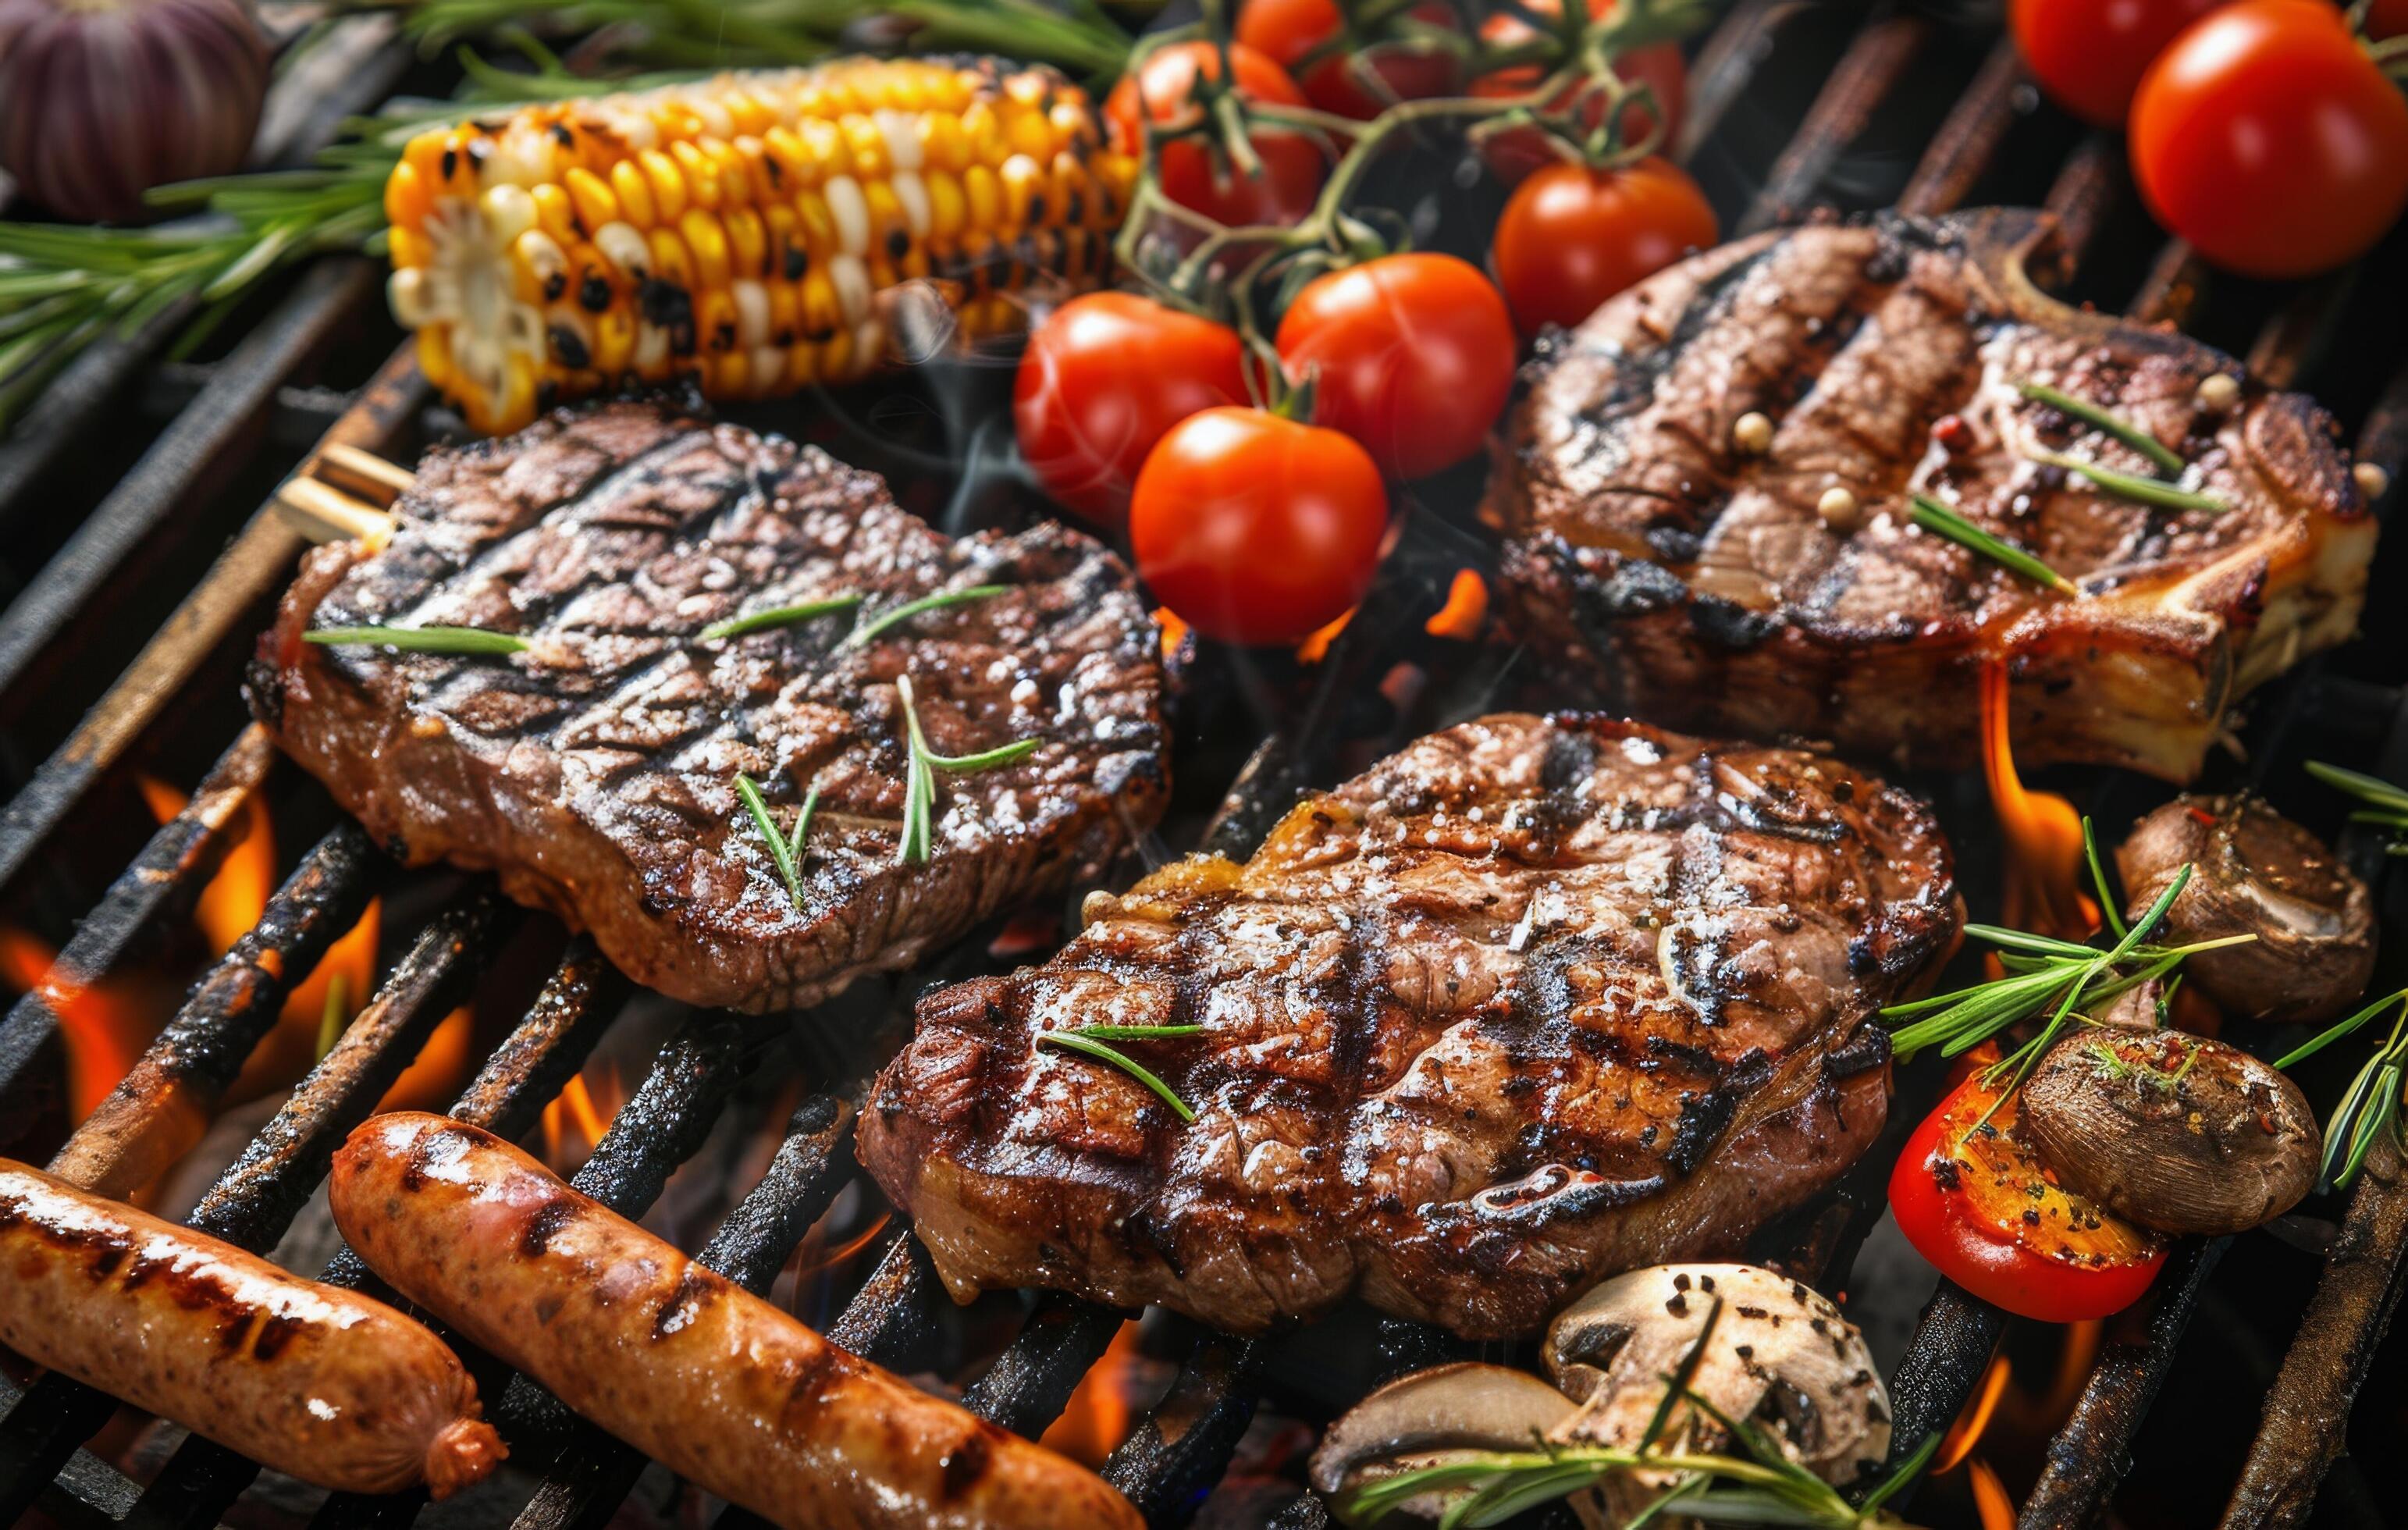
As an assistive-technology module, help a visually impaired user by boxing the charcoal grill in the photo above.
[2,2,2406,1526]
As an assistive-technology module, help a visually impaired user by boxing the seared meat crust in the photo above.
[251,401,1166,1012]
[1489,210,2376,782]
[859,714,1959,1339]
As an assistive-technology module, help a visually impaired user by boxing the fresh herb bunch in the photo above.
[1880,820,2253,1125]
[2278,987,2408,1190]
[1342,1300,1938,1528]
[2307,760,2408,855]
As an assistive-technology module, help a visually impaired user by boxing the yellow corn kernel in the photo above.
[1005,105,1055,162]
[385,161,432,232]
[766,283,801,348]
[764,126,820,190]
[962,101,1007,165]
[591,305,637,374]
[763,204,802,280]
[638,149,688,223]
[799,269,841,342]
[648,226,695,294]
[704,137,752,204]
[708,350,749,397]
[793,190,838,264]
[839,115,887,180]
[608,160,657,230]
[530,183,578,244]
[962,164,1001,233]
[918,113,968,175]
[925,169,966,240]
[724,205,767,281]
[681,208,731,292]
[670,141,723,210]
[695,290,739,354]
[999,155,1044,229]
[387,225,432,271]
[514,230,569,304]
[416,322,454,391]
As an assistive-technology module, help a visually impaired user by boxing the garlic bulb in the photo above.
[0,0,269,222]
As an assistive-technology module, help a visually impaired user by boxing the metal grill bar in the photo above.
[1738,9,1929,235]
[962,1294,1130,1439]
[42,823,388,1198]
[1100,1332,1263,1527]
[0,725,276,1144]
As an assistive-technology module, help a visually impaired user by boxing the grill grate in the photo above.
[0,2,2405,1526]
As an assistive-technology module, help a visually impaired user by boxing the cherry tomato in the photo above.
[1472,0,1688,182]
[1129,407,1388,646]
[1236,0,1463,119]
[1105,41,1328,227]
[2009,0,2229,127]
[1274,252,1518,479]
[1491,156,1717,333]
[1889,1071,2168,1323]
[2130,0,2408,279]
[1015,293,1253,528]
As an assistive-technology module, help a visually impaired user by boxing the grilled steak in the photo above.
[251,401,1167,1012]
[1489,209,2377,783]
[859,713,1958,1340]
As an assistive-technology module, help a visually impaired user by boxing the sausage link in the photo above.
[0,1158,503,1497]
[330,1112,1143,1530]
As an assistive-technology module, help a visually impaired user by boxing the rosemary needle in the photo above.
[304,625,530,654]
[734,773,808,909]
[1908,494,2079,596]
[2026,448,2231,514]
[699,592,863,642]
[2016,380,2186,477]
[1037,1029,1197,1122]
[844,584,1009,649]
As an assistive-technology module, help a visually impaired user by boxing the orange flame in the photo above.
[0,932,151,1121]
[540,1060,628,1168]
[1968,1458,2015,1530]
[1040,1320,1142,1467]
[795,1210,894,1280]
[140,782,276,957]
[1424,570,1489,640]
[1152,607,1190,666]
[1934,1354,2011,1473]
[1295,607,1354,664]
[1979,660,2099,941]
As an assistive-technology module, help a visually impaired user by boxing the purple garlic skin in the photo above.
[0,0,269,222]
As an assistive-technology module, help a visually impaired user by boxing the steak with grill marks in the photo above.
[249,401,1167,1012]
[1488,208,2377,783]
[858,713,1959,1340]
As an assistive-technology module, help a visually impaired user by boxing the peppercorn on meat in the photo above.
[383,58,1133,434]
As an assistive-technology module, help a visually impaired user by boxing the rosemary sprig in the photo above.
[1908,494,2079,596]
[1339,1300,1939,1529]
[845,585,1011,650]
[2276,987,2408,1190]
[2016,380,2186,477]
[2307,760,2408,855]
[304,624,530,654]
[699,592,863,642]
[2025,449,2231,514]
[892,673,1041,865]
[1036,1027,1199,1122]
[734,773,817,909]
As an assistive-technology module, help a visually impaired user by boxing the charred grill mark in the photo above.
[938,1426,998,1500]
[651,1265,719,1340]
[519,1197,582,1258]
[400,1123,481,1191]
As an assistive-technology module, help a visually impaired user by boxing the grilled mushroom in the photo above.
[1310,1362,1577,1525]
[2117,795,2375,1024]
[2018,1028,2320,1236]
[1542,1264,1891,1526]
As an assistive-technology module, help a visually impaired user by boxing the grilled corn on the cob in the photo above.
[383,58,1134,434]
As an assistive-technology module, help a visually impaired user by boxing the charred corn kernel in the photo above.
[607,161,656,230]
[386,59,1126,432]
[531,183,578,244]
[680,208,731,291]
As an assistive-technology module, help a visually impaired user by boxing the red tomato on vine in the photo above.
[2008,0,2229,127]
[2129,0,2408,278]
[1129,407,1389,646]
[1236,0,1464,119]
[1491,156,1717,333]
[1104,41,1328,228]
[1274,252,1519,480]
[1015,293,1254,528]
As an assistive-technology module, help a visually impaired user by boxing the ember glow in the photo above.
[1295,607,1354,664]
[1424,568,1489,639]
[1979,659,2100,941]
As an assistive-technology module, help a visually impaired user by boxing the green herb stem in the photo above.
[1908,494,2080,596]
[735,773,809,908]
[304,624,530,654]
[891,672,1042,866]
[2016,380,2186,477]
[2026,448,2230,514]
[1036,1030,1196,1122]
[845,584,1010,649]
[700,592,863,642]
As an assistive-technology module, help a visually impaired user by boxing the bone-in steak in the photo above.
[859,713,1959,1340]
[1489,209,2376,783]
[251,402,1166,1012]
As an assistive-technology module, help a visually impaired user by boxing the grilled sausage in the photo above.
[0,1158,503,1496]
[329,1112,1144,1530]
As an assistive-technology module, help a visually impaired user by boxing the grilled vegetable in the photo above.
[0,0,269,222]
[383,58,1135,434]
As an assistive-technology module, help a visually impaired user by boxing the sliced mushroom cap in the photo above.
[1310,1362,1577,1523]
[1542,1264,1890,1488]
[2019,1028,2321,1236]
[2118,795,2376,1024]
